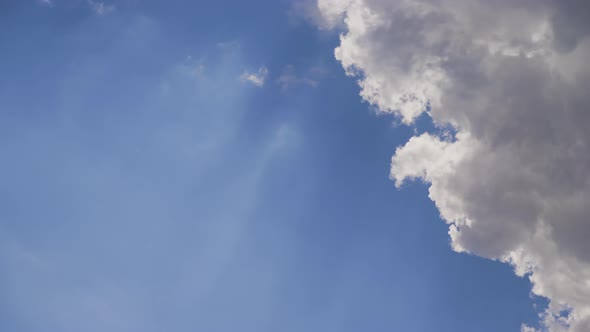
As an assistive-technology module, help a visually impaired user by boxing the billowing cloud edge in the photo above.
[317,0,590,331]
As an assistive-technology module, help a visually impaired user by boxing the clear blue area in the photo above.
[1,1,545,331]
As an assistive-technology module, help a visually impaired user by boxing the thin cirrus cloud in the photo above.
[37,0,114,14]
[277,65,328,92]
[317,0,590,331]
[0,14,300,328]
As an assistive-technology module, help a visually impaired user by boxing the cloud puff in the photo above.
[240,67,269,87]
[318,0,590,330]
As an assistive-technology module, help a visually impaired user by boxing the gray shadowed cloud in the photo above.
[317,0,590,331]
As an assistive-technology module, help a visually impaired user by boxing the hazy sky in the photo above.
[3,1,589,331]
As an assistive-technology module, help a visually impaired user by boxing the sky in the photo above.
[1,1,588,332]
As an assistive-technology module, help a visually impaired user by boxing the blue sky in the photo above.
[1,1,547,331]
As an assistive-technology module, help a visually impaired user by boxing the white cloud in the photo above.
[87,0,114,15]
[240,66,269,87]
[318,0,590,331]
[288,0,343,30]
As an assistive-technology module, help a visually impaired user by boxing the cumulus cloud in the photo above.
[318,0,590,331]
[240,66,269,87]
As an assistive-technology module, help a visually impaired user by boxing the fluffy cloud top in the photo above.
[318,0,590,331]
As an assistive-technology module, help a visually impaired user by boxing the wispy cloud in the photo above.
[87,0,114,15]
[240,66,269,87]
[176,55,206,78]
[38,0,54,7]
[278,65,327,92]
